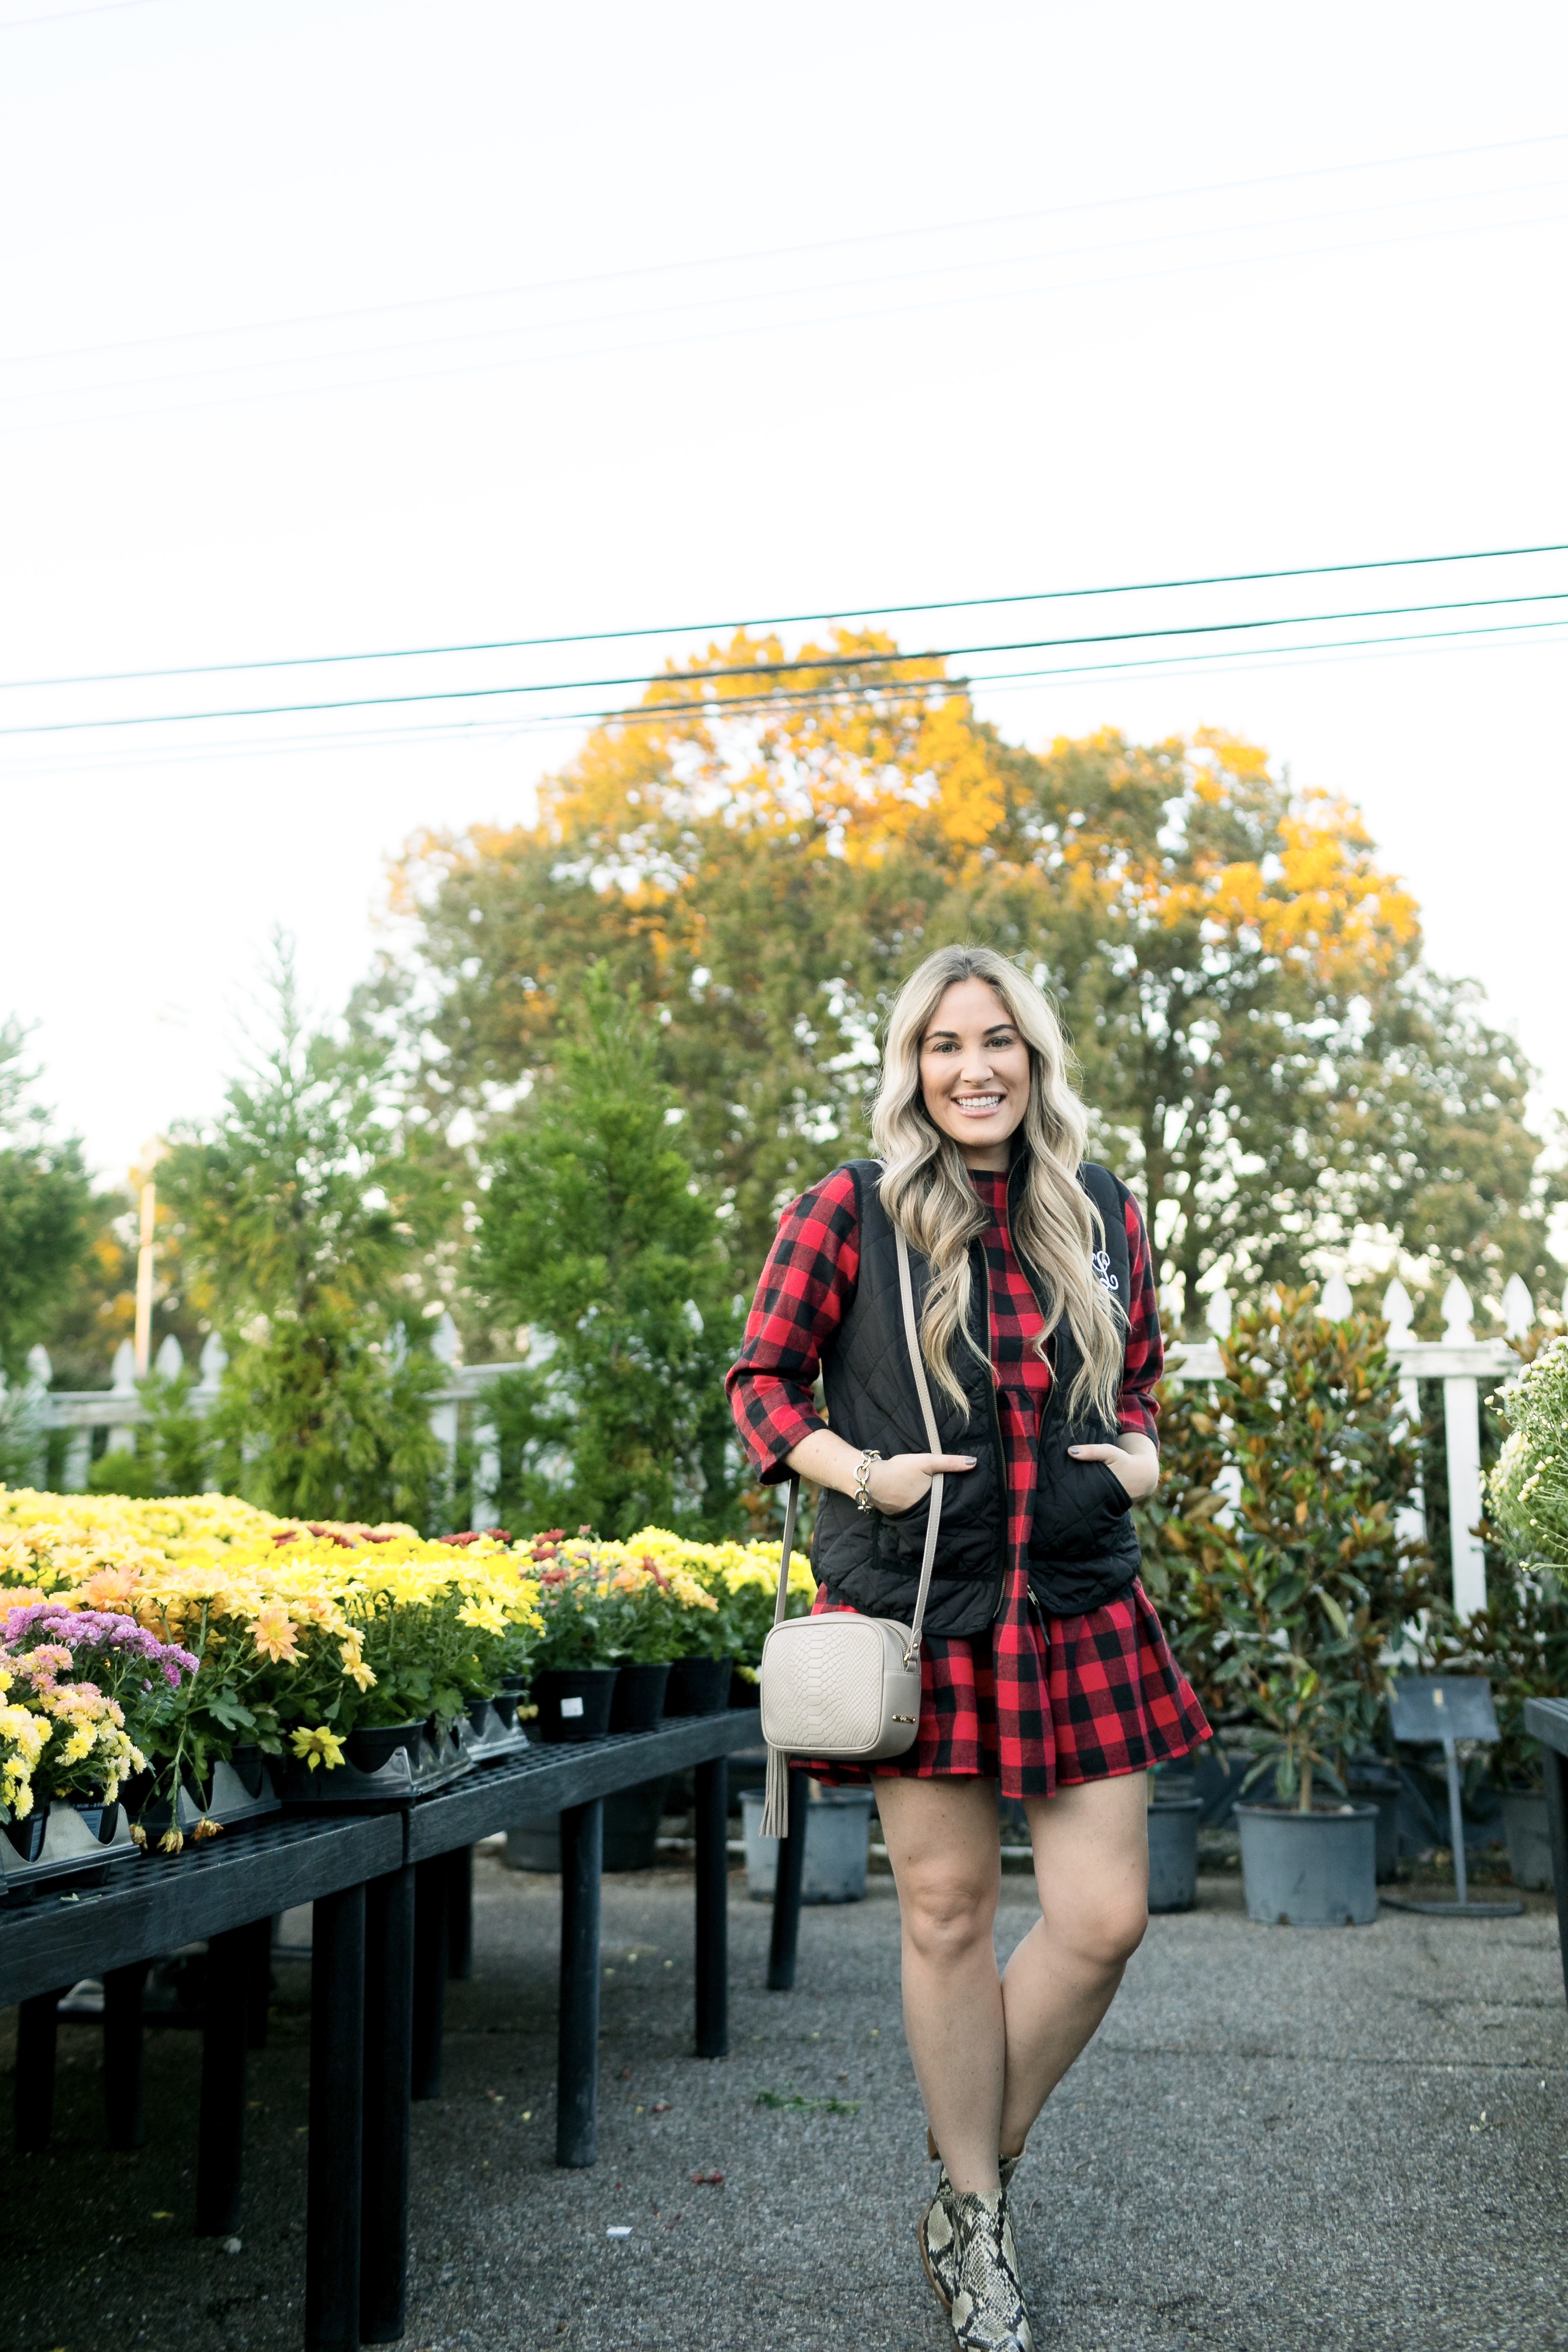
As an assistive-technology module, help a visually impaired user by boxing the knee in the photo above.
[899,1870,996,1968]
[1066,1892,1148,1972]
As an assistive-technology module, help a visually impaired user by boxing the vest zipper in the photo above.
[979,1248,1010,1624]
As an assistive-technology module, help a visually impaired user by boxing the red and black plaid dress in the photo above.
[726,1166,1210,1798]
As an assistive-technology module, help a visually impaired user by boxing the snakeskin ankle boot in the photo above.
[947,2190,1034,2352]
[920,2149,1024,2316]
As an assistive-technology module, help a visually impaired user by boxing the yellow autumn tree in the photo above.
[379,639,1556,1323]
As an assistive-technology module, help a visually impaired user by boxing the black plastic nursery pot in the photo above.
[1236,1800,1379,1926]
[491,1692,521,1732]
[1146,1796,1202,1913]
[533,1665,619,1743]
[608,1661,669,1735]
[3,1797,50,1862]
[68,1796,123,1846]
[347,1721,426,1775]
[1345,1762,1402,1883]
[728,1667,761,1710]
[664,1654,734,1717]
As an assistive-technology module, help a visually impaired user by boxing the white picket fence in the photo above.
[11,1273,1563,1620]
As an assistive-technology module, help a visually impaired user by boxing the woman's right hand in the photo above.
[865,1452,977,1513]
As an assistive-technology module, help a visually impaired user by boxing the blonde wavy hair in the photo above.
[870,945,1125,1426]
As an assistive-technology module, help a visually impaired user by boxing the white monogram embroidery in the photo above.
[1091,1248,1120,1295]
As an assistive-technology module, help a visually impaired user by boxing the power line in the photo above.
[4,584,1567,739]
[3,609,1564,780]
[4,538,1566,694]
[6,127,1564,370]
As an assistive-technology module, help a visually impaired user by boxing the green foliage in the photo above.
[0,1019,92,1381]
[159,942,453,1526]
[473,963,743,1539]
[83,1374,214,1499]
[1143,1287,1436,1807]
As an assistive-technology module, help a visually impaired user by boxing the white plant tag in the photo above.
[560,1695,585,1718]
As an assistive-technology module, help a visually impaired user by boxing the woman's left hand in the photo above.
[1067,1437,1160,1501]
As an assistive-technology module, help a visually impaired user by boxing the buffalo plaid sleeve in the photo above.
[1118,1189,1163,1442]
[726,1166,861,1484]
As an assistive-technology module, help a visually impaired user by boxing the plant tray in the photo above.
[275,1717,479,1808]
[463,1701,531,1768]
[133,1758,283,1836]
[0,1802,139,1898]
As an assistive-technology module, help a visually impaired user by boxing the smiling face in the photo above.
[917,977,1032,1169]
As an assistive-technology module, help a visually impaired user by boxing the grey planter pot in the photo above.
[505,1775,673,1873]
[1502,1789,1553,1890]
[1147,1796,1202,1913]
[1236,1802,1378,1926]
[740,1788,875,1903]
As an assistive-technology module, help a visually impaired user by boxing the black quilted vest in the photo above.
[811,1156,1142,1635]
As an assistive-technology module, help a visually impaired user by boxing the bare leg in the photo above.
[875,1775,1005,2196]
[998,1772,1149,2157]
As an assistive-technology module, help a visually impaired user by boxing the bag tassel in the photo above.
[761,1742,791,1842]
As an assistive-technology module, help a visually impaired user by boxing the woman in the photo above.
[726,944,1209,2352]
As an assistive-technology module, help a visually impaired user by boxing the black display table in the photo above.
[1,1711,805,2352]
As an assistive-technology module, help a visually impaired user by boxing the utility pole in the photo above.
[133,1136,167,1379]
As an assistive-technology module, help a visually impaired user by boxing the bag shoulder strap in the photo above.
[771,1223,944,1668]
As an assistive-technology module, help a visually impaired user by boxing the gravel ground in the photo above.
[1,1845,1564,2352]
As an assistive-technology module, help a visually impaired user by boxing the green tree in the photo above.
[0,1019,92,1381]
[373,648,1558,1326]
[473,963,743,1539]
[160,947,454,1525]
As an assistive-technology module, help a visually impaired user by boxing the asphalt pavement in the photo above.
[1,1842,1564,2352]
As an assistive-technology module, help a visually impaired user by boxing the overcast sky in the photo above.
[1,0,1564,1261]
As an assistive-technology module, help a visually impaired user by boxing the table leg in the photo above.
[446,1843,474,1981]
[103,1961,148,2150]
[766,1768,808,1992]
[412,1856,448,2100]
[360,1863,415,2346]
[1546,1744,1568,2008]
[14,1988,64,2154]
[557,1796,603,2168]
[693,1756,728,2059]
[306,1882,365,2352]
[247,1914,274,2050]
[197,1923,252,2235]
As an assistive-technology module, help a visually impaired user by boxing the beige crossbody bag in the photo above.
[758,1226,946,1836]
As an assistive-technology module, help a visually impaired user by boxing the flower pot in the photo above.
[348,1722,425,1775]
[491,1692,520,1732]
[741,1787,875,1904]
[533,1666,619,1743]
[1345,1763,1402,1883]
[1236,1801,1378,1926]
[506,1776,673,1872]
[664,1655,733,1717]
[1502,1789,1554,1891]
[229,1745,271,1801]
[3,1796,50,1862]
[467,1700,493,1737]
[500,1671,527,1693]
[1147,1796,1202,1913]
[609,1661,669,1735]
[728,1667,761,1710]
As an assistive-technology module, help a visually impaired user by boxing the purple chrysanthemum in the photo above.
[0,1605,199,1689]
